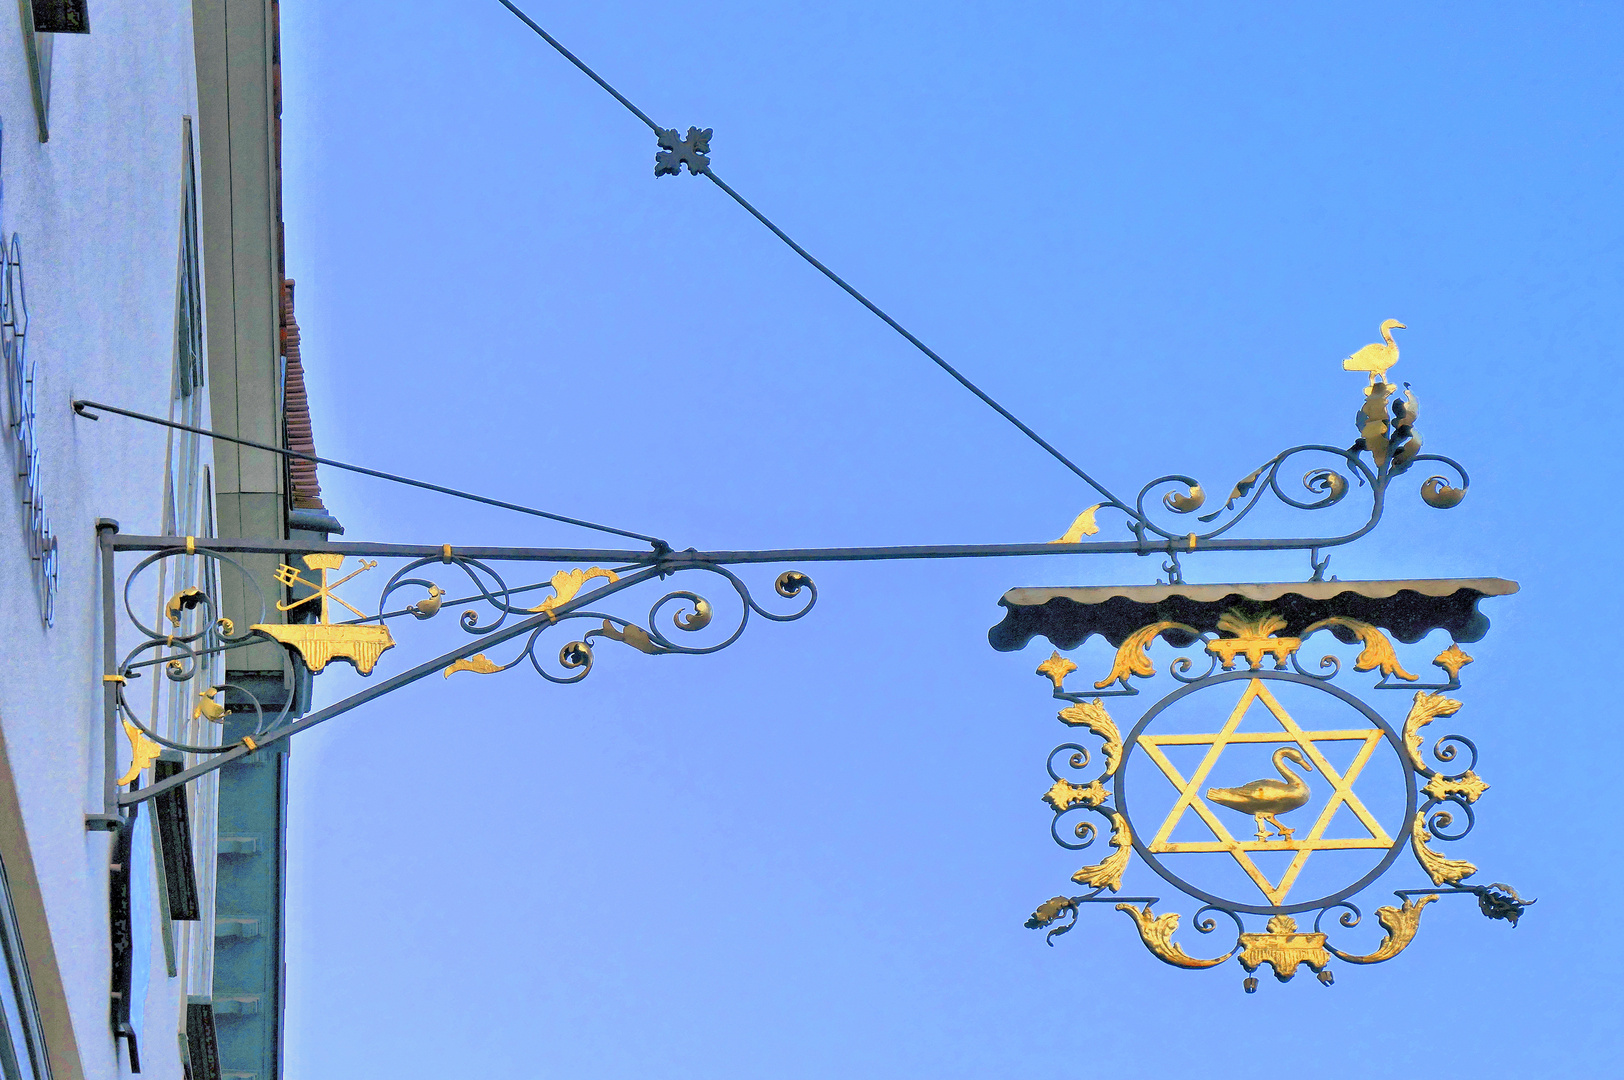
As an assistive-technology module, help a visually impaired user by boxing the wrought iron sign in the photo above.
[57,6,1536,1063]
[71,6,1533,1015]
[1002,579,1527,990]
[988,343,1529,989]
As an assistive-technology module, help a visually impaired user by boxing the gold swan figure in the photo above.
[1207,748,1315,842]
[1342,319,1405,385]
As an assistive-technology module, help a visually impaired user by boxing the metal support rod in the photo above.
[701,169,1127,511]
[97,519,121,818]
[116,564,666,807]
[71,399,667,548]
[107,533,1350,563]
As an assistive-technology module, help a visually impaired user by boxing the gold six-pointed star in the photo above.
[1137,679,1392,905]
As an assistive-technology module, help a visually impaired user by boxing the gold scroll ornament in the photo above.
[1095,621,1200,689]
[528,567,619,614]
[1072,813,1132,892]
[1329,895,1438,964]
[1411,812,1477,886]
[1114,904,1230,969]
[251,554,395,675]
[1400,691,1464,771]
[1301,616,1417,681]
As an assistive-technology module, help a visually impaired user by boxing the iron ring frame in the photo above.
[1113,669,1418,917]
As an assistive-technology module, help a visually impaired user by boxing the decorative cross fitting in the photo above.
[655,126,712,176]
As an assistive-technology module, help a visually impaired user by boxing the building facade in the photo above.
[0,3,313,1076]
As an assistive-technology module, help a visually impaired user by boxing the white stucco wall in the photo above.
[0,4,214,1077]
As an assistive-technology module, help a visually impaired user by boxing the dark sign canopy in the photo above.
[988,578,1519,652]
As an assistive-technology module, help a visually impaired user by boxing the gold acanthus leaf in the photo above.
[1359,381,1395,466]
[1215,608,1289,640]
[1050,505,1101,544]
[1035,651,1078,691]
[1303,617,1418,681]
[116,719,163,787]
[1401,691,1465,771]
[1411,812,1477,886]
[1072,813,1131,892]
[1390,385,1423,470]
[1043,778,1108,813]
[1199,466,1265,523]
[1433,643,1474,680]
[444,653,503,678]
[1423,771,1489,804]
[1057,698,1122,776]
[1330,895,1438,965]
[1114,903,1229,969]
[529,566,620,614]
[1094,622,1199,689]
[594,620,663,655]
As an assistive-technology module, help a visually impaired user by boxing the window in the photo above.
[0,852,48,1080]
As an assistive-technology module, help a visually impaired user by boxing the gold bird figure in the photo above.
[193,687,227,722]
[1207,748,1315,842]
[1342,319,1406,385]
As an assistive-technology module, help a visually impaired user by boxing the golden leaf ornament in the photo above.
[1057,698,1123,776]
[1050,505,1101,544]
[1072,813,1132,892]
[444,653,503,678]
[1035,651,1077,691]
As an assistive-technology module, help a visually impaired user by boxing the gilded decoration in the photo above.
[1072,813,1132,892]
[444,653,503,678]
[1020,566,1526,987]
[1422,771,1489,803]
[1433,643,1473,680]
[1057,698,1122,775]
[1050,505,1101,544]
[1095,621,1198,689]
[1138,678,1390,906]
[1410,812,1477,886]
[1401,692,1464,771]
[1115,904,1230,969]
[1237,915,1333,983]
[1330,895,1436,964]
[1035,651,1077,691]
[1302,616,1417,681]
[252,554,396,675]
[115,718,161,787]
[1207,610,1300,670]
[1043,777,1107,813]
[528,567,620,614]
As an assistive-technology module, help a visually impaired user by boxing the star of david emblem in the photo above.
[1137,679,1392,906]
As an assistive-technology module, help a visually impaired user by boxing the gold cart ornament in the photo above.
[252,554,395,675]
[998,577,1532,991]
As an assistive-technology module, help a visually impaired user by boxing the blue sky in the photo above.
[279,3,1621,1076]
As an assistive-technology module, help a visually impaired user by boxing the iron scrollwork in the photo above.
[107,542,816,789]
[1046,321,1469,581]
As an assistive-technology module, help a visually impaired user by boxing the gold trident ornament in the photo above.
[250,554,396,675]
